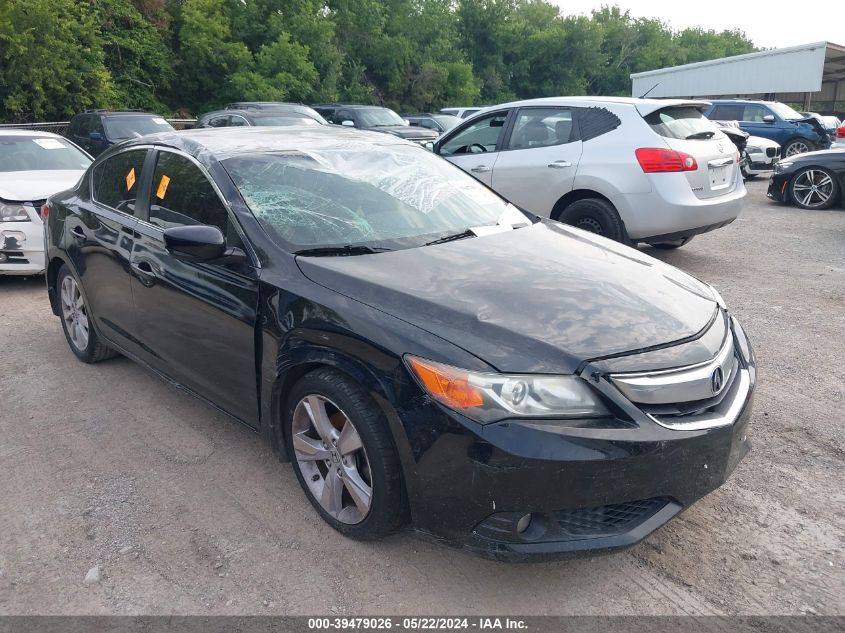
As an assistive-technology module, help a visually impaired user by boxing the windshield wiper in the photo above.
[293,245,392,257]
[685,131,715,140]
[425,229,476,246]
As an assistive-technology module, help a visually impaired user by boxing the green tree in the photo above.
[0,0,114,121]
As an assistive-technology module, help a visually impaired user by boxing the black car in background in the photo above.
[65,110,175,157]
[43,127,755,561]
[768,149,845,209]
[196,109,324,129]
[313,104,438,145]
[403,113,462,134]
[225,102,328,125]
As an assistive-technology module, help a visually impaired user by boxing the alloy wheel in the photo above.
[792,169,834,208]
[291,394,373,524]
[785,141,810,156]
[60,275,89,351]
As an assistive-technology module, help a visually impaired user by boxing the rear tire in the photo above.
[284,368,407,540]
[57,265,118,363]
[558,198,626,243]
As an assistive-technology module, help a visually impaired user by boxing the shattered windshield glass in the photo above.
[221,144,529,251]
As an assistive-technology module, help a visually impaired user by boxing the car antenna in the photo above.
[639,82,660,99]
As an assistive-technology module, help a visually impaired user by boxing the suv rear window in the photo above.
[645,107,719,140]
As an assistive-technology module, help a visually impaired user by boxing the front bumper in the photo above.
[767,173,790,202]
[1,213,46,275]
[402,315,755,561]
[744,148,779,175]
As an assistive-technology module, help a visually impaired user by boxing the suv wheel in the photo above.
[789,167,839,210]
[783,139,814,157]
[284,368,407,539]
[57,265,118,363]
[559,198,626,242]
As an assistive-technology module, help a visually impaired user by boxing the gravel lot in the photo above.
[0,179,842,616]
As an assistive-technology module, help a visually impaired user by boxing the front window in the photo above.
[103,115,174,140]
[222,145,529,251]
[439,112,508,156]
[0,135,91,172]
[354,108,405,127]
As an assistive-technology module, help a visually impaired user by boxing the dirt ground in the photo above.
[0,179,842,616]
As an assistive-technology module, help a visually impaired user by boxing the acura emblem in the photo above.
[711,367,724,394]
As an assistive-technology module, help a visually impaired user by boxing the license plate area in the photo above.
[709,165,729,189]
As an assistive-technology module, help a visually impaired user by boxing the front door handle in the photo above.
[548,160,572,169]
[70,226,85,240]
[470,165,491,173]
[130,260,157,286]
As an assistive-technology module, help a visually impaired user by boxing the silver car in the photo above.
[434,97,746,249]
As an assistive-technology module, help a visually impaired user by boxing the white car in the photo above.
[439,107,486,120]
[742,135,780,178]
[434,97,746,248]
[0,130,91,274]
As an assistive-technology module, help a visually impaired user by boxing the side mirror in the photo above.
[341,120,355,127]
[163,225,226,261]
[762,115,775,123]
[89,131,104,141]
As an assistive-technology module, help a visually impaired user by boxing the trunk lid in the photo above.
[643,105,739,200]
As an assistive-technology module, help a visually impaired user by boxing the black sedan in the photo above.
[768,149,845,209]
[196,109,325,129]
[43,127,755,561]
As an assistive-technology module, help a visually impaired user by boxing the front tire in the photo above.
[789,167,839,210]
[558,198,626,242]
[782,139,814,158]
[57,265,118,363]
[284,368,407,540]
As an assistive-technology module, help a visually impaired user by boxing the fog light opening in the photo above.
[516,513,532,535]
[0,253,6,263]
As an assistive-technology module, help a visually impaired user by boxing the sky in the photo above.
[549,1,842,50]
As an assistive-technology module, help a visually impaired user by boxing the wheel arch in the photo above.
[550,189,614,221]
[47,254,74,317]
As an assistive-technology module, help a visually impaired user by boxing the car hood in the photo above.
[297,222,718,374]
[746,135,779,148]
[0,170,86,201]
[368,126,438,140]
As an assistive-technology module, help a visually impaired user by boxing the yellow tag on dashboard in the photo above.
[156,175,171,200]
[125,168,136,191]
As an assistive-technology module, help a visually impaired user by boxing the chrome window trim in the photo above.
[609,333,735,405]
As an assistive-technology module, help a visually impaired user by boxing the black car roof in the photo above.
[118,126,415,167]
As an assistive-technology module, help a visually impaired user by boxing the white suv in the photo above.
[433,97,746,248]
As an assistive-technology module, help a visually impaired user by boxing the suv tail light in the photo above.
[837,125,845,139]
[635,148,698,173]
[41,203,49,220]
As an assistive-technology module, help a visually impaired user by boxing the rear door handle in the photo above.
[470,165,491,173]
[548,160,572,169]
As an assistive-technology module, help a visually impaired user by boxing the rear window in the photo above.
[646,107,720,140]
[103,115,174,140]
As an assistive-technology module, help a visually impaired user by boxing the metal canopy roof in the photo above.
[630,42,845,99]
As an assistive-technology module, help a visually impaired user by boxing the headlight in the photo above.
[405,355,609,423]
[0,202,31,222]
[774,161,793,173]
[745,145,761,153]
